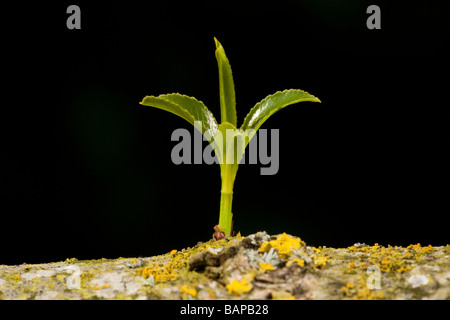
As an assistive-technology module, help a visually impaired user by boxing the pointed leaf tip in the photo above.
[214,38,237,127]
[214,37,221,49]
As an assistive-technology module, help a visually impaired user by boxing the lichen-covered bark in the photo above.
[1,232,449,300]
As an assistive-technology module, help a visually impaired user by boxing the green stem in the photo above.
[218,165,236,236]
[218,191,233,236]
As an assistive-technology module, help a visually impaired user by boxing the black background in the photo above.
[2,1,448,265]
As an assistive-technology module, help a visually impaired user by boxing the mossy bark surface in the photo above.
[1,232,449,300]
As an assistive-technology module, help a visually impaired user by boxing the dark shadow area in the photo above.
[2,1,448,264]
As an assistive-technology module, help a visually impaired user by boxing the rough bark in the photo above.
[1,232,449,300]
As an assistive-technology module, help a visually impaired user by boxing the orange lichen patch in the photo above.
[93,284,110,290]
[348,244,379,252]
[13,274,21,281]
[346,261,357,274]
[226,274,254,296]
[346,242,438,274]
[258,262,274,273]
[138,254,185,283]
[341,278,384,300]
[179,285,197,297]
[340,282,355,295]
[395,266,413,273]
[138,264,179,283]
[406,243,436,256]
[371,250,410,273]
[65,258,78,264]
[378,253,412,273]
[286,258,305,268]
[136,234,244,284]
[354,287,384,300]
[259,233,304,258]
[402,244,436,261]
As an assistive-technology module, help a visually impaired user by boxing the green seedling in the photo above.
[140,38,320,238]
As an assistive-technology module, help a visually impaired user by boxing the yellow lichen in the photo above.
[139,264,179,283]
[340,282,355,295]
[346,261,357,274]
[355,287,384,300]
[286,258,305,268]
[340,286,350,296]
[346,242,437,273]
[406,243,436,257]
[135,234,244,286]
[226,275,254,296]
[179,285,197,297]
[258,262,274,272]
[341,278,384,300]
[93,283,110,290]
[311,247,321,253]
[259,233,304,257]
[65,258,78,264]
[81,272,95,283]
[313,256,327,268]
[395,266,413,273]
[271,291,295,300]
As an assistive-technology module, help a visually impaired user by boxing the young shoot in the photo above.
[140,38,320,238]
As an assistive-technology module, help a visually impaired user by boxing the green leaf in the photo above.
[140,93,218,137]
[215,38,237,127]
[241,89,321,132]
